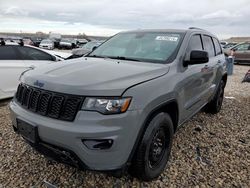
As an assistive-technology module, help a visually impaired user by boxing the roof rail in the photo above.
[188,27,206,31]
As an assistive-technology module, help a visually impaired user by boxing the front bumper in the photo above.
[9,100,142,170]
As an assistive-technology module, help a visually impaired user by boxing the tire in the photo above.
[130,112,174,181]
[205,80,225,114]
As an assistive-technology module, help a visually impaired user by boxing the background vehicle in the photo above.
[32,38,43,47]
[223,42,237,49]
[0,42,70,100]
[77,39,89,47]
[23,38,34,46]
[39,39,54,50]
[10,28,227,181]
[49,33,61,48]
[71,40,104,57]
[59,38,73,49]
[220,41,228,48]
[224,42,250,64]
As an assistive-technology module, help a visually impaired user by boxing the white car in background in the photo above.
[39,39,54,50]
[0,42,71,100]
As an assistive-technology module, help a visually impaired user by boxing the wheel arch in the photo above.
[127,99,179,166]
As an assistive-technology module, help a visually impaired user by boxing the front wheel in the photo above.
[130,112,174,181]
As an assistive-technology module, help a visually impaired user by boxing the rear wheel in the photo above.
[205,80,225,114]
[130,112,174,181]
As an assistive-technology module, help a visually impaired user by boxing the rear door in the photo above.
[200,35,218,102]
[211,37,226,92]
[0,45,26,99]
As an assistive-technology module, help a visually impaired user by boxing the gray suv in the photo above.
[10,28,227,181]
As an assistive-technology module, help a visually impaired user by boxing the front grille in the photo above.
[15,84,84,121]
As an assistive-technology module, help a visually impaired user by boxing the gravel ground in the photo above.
[0,65,249,188]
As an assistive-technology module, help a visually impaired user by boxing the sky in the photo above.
[0,0,250,39]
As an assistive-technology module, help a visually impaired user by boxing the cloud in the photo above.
[3,6,29,16]
[201,10,241,19]
[0,0,250,37]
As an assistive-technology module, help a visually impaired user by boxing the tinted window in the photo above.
[212,38,222,55]
[186,35,203,55]
[17,46,54,61]
[234,43,250,51]
[203,36,215,57]
[0,46,19,60]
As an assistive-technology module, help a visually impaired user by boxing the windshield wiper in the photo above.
[108,56,141,62]
[86,54,108,58]
[54,54,65,60]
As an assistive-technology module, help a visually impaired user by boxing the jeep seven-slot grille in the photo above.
[15,84,84,121]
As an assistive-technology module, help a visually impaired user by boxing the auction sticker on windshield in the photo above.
[155,36,179,41]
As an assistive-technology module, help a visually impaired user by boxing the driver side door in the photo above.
[178,34,209,122]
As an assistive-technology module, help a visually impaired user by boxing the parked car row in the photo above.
[38,38,88,50]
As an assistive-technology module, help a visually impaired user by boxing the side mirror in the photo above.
[188,50,209,65]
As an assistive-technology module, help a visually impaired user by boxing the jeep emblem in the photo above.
[34,80,44,88]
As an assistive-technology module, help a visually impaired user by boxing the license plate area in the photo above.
[17,119,38,144]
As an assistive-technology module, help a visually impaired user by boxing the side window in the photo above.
[0,46,19,60]
[17,46,54,61]
[203,35,215,57]
[234,43,250,51]
[212,38,222,55]
[186,34,203,55]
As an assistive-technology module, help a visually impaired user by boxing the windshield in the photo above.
[89,32,183,63]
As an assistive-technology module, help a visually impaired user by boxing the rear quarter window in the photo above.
[0,46,19,60]
[17,46,54,61]
[212,38,222,55]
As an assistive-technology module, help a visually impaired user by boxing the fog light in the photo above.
[82,139,113,150]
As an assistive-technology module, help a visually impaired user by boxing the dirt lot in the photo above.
[0,65,249,188]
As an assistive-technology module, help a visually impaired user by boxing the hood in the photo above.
[21,57,169,96]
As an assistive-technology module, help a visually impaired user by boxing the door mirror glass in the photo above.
[189,50,209,64]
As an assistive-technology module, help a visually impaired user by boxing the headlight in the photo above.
[82,97,132,114]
